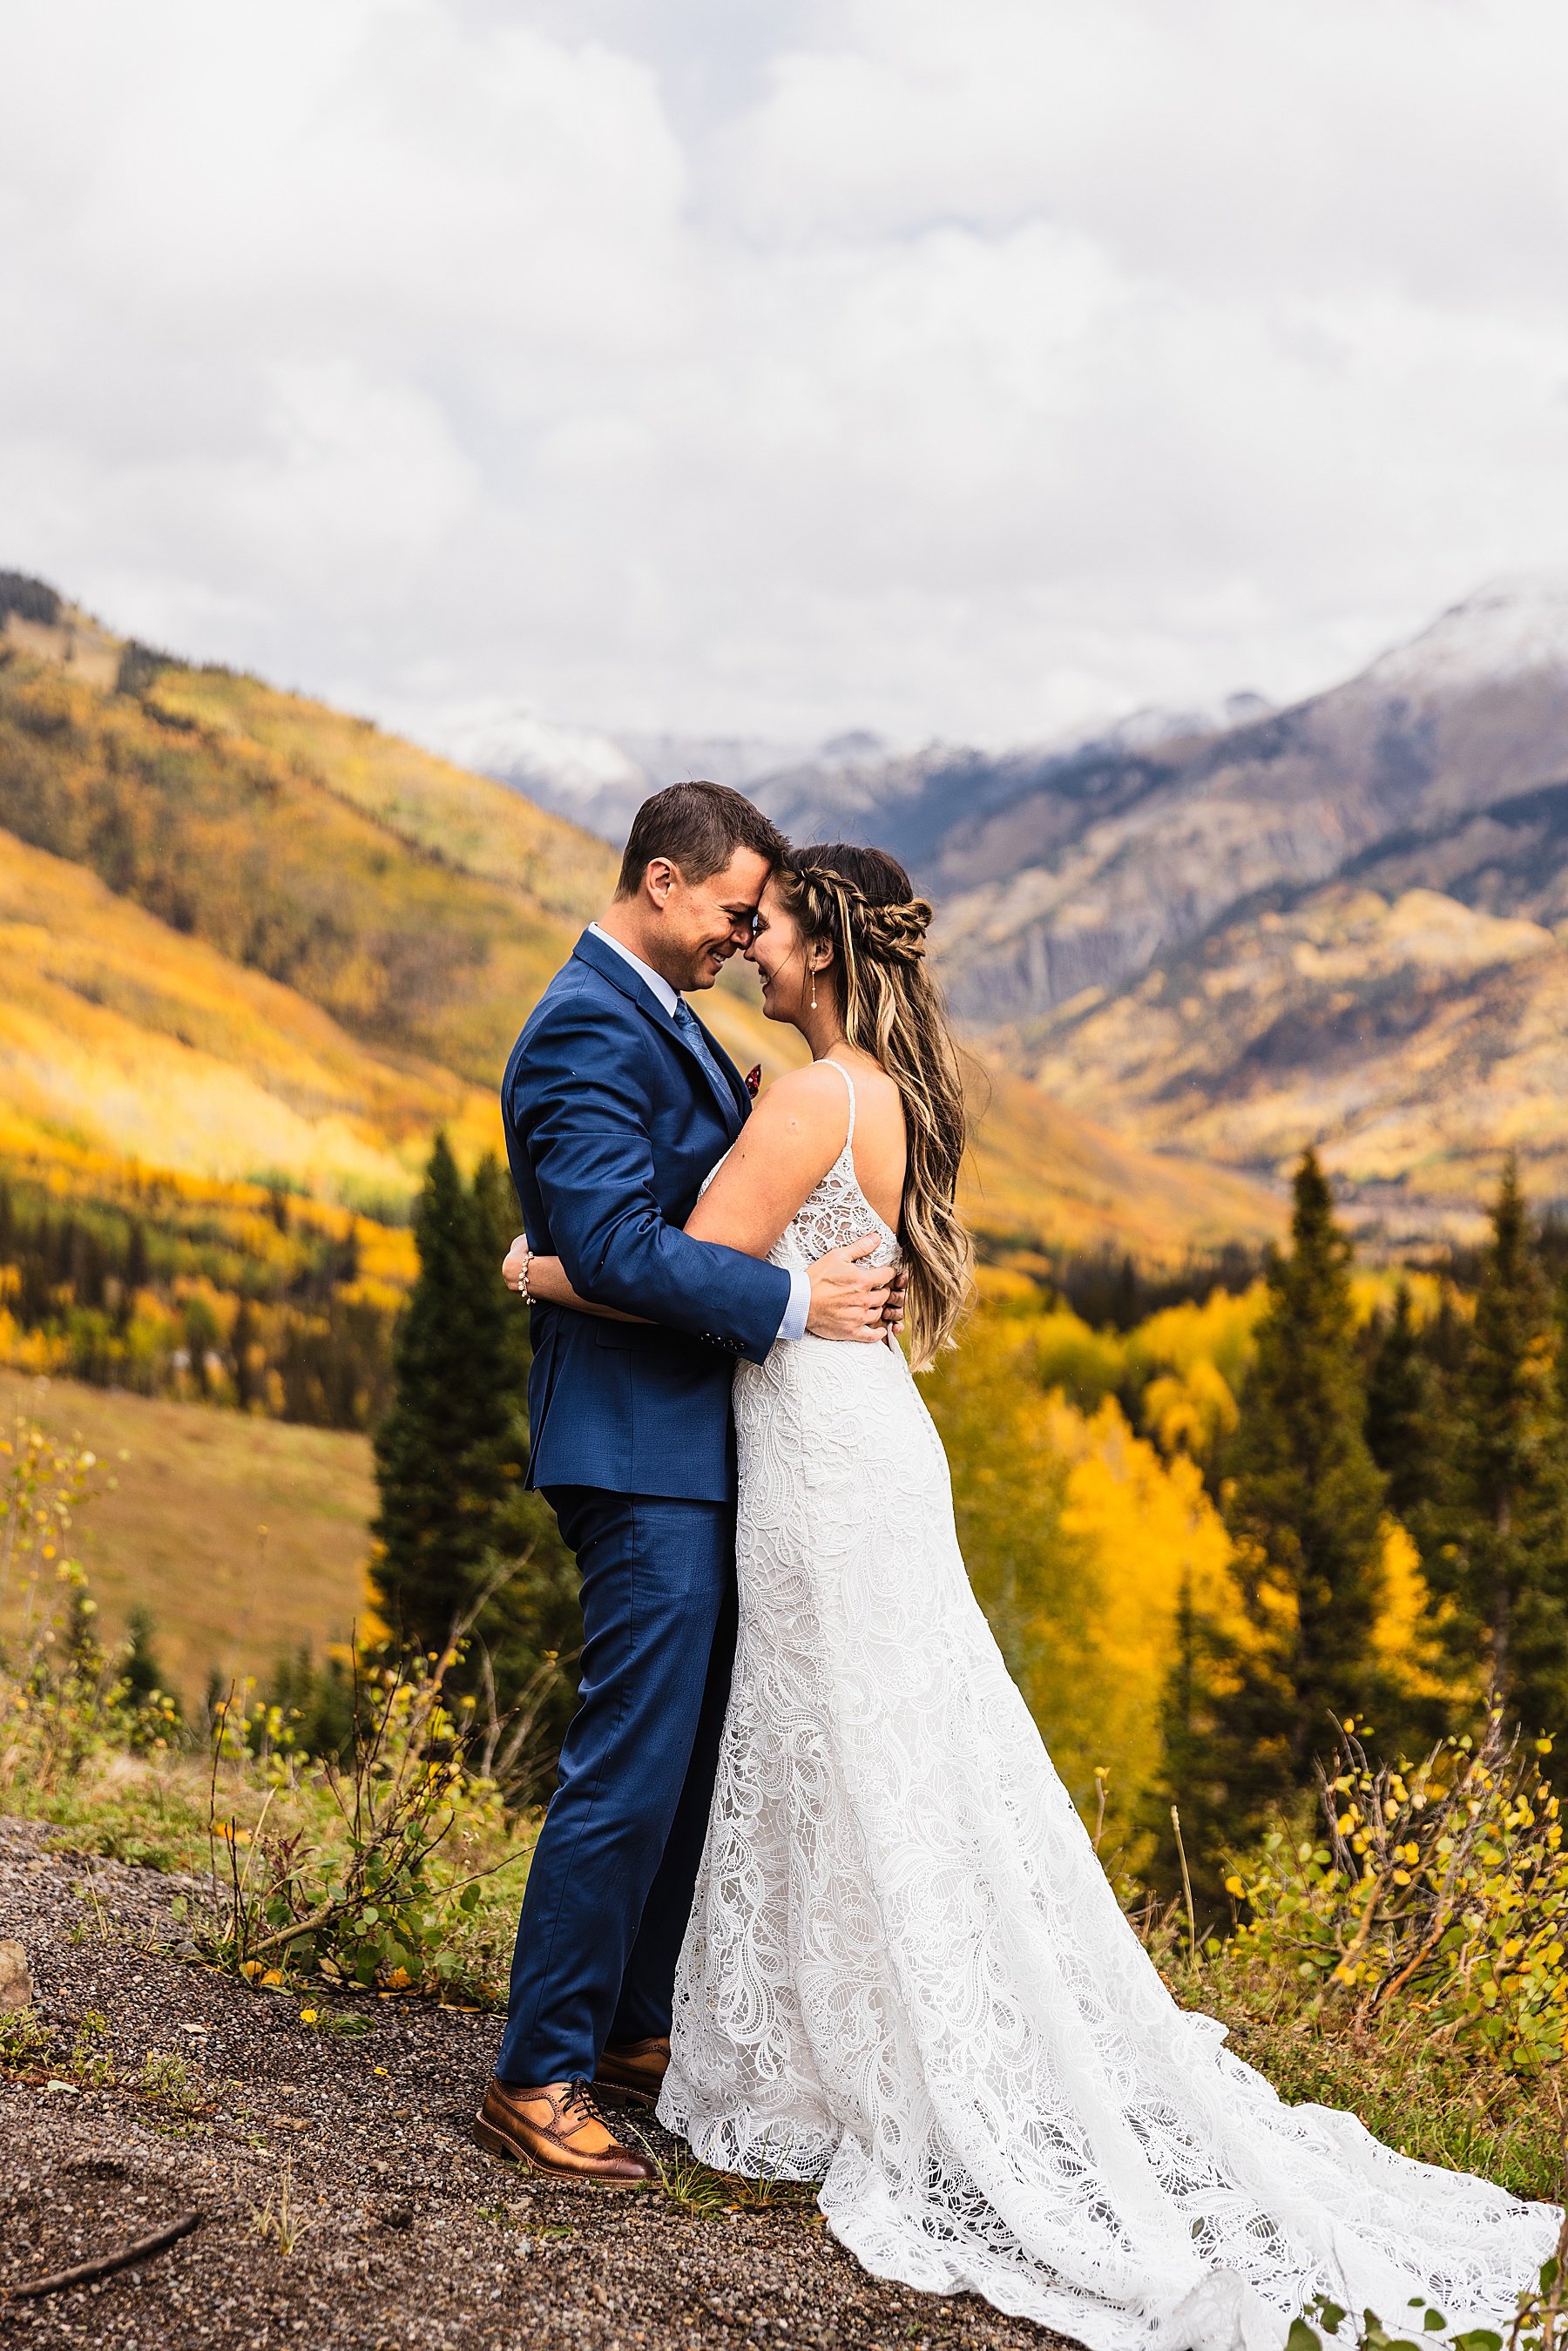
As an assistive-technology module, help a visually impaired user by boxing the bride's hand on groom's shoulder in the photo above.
[805,1238,898,1343]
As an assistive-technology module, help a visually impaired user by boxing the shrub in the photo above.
[1227,1711,1568,2073]
[205,1635,531,1998]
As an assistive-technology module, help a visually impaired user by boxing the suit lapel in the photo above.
[571,931,748,1136]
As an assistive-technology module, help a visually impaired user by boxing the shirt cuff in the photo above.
[778,1267,811,1342]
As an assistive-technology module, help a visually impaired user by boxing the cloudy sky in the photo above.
[6,0,1568,750]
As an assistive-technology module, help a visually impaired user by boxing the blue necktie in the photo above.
[672,997,736,1118]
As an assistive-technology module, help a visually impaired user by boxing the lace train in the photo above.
[658,1073,1558,2350]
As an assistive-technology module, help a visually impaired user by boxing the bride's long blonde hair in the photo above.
[777,843,973,1368]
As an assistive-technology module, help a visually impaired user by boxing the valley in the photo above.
[0,585,1279,1265]
[476,576,1568,1230]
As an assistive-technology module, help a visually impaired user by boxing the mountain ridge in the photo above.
[0,584,1282,1262]
[441,573,1568,1225]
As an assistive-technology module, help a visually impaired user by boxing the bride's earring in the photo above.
[809,960,818,1012]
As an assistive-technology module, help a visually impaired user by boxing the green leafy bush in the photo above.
[206,1642,531,1998]
[1227,1712,1568,2072]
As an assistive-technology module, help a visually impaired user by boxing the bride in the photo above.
[522,841,1558,2351]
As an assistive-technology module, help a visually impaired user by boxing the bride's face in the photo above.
[746,875,826,1027]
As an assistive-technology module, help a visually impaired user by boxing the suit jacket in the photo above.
[502,929,793,1501]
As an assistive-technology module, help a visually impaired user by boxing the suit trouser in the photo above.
[497,1485,737,2087]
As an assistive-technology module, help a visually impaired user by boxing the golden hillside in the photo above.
[145,664,615,922]
[960,1056,1282,1261]
[1016,880,1568,1233]
[0,828,494,1206]
[0,625,1280,1258]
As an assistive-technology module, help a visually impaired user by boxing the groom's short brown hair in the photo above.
[616,780,787,896]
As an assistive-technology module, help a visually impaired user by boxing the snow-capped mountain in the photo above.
[429,694,1277,876]
[409,576,1568,1224]
[434,704,650,843]
[933,572,1568,1024]
[1363,575,1568,696]
[936,573,1568,1226]
[428,709,835,844]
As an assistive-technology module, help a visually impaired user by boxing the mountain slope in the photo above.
[0,607,1280,1261]
[145,665,816,1096]
[0,653,594,1089]
[0,826,495,1206]
[934,579,1568,1027]
[0,818,1278,1259]
[1015,881,1568,1230]
[959,1056,1281,1260]
[155,665,616,921]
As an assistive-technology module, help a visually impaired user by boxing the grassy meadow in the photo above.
[0,1371,373,1703]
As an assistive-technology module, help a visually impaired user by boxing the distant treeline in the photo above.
[1046,1240,1264,1331]
[0,571,61,626]
[0,1167,401,1430]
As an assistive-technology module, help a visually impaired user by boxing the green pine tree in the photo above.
[467,1152,581,1770]
[372,1137,579,1782]
[230,1295,264,1411]
[1147,1151,1390,1908]
[1139,1567,1243,1919]
[1364,1282,1434,1525]
[266,1644,355,1761]
[373,1134,524,1652]
[1427,1161,1568,1731]
[120,1604,178,1715]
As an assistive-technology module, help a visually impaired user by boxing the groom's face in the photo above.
[654,847,773,991]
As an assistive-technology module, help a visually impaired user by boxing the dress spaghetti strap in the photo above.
[821,1057,856,1143]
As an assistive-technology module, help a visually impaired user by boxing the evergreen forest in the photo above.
[253,1121,1568,1927]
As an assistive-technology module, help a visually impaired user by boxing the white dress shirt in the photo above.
[587,923,809,1342]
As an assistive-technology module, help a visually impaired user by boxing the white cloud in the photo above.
[3,0,1568,745]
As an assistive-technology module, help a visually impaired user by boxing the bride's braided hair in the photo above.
[780,844,974,1368]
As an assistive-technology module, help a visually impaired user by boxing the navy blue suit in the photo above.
[497,929,793,2084]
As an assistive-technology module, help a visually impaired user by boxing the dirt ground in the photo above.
[0,1817,1063,2351]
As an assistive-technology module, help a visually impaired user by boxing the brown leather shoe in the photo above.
[593,2034,670,2109]
[473,2076,655,2188]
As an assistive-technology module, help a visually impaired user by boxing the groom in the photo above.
[475,780,896,2186]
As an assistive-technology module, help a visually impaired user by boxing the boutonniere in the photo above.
[745,1064,761,1098]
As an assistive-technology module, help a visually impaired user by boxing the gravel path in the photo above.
[0,1819,1063,2351]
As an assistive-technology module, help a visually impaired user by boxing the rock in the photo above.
[0,1938,33,2010]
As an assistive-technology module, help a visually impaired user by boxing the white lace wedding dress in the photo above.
[657,1064,1558,2351]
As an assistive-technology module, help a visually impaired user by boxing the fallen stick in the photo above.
[4,2210,202,2301]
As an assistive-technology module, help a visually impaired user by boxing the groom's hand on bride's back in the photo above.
[806,1238,897,1342]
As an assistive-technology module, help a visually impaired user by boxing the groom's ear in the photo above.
[641,856,678,909]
